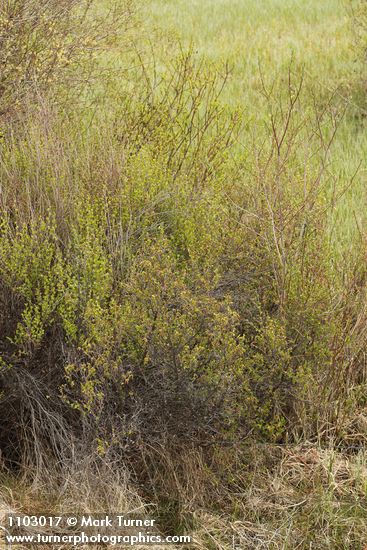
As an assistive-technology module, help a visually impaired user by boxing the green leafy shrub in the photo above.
[0,0,366,476]
[0,0,134,120]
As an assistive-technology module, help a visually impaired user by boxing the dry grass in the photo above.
[0,442,366,549]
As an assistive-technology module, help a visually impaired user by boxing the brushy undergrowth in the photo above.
[0,0,366,548]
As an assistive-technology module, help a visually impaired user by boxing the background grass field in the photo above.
[146,0,367,248]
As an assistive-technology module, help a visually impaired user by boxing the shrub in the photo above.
[0,0,366,480]
[0,0,134,120]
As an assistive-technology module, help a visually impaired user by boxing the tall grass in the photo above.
[146,0,367,249]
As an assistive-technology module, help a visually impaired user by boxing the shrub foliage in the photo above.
[0,0,366,478]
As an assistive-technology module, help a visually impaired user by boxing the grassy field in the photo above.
[146,0,367,247]
[147,0,351,94]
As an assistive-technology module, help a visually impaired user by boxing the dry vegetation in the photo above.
[0,0,366,548]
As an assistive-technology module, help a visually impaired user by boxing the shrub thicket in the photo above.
[0,0,133,120]
[0,1,366,545]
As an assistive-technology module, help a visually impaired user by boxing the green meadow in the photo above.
[146,0,367,246]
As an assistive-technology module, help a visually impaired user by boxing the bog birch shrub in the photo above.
[0,0,133,120]
[0,0,366,469]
